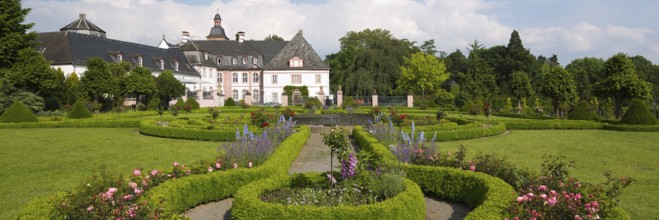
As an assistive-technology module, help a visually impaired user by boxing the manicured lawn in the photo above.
[441,130,659,219]
[0,128,219,219]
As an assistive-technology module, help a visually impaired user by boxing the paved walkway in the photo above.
[182,126,469,219]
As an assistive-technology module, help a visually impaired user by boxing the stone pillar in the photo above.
[407,91,414,108]
[211,89,218,106]
[218,93,225,106]
[318,86,325,106]
[245,91,252,105]
[337,85,343,107]
[372,89,378,107]
[196,90,203,101]
[281,93,288,107]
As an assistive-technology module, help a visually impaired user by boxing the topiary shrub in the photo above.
[174,98,186,110]
[225,97,237,106]
[186,97,200,109]
[620,99,657,125]
[67,100,93,119]
[0,101,38,123]
[568,101,598,121]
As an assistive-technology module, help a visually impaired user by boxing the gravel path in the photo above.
[182,126,470,219]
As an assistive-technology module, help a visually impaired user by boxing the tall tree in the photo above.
[326,28,417,96]
[0,0,39,69]
[504,30,539,93]
[264,34,284,41]
[63,73,85,106]
[630,55,659,101]
[156,70,185,108]
[595,53,652,118]
[445,49,468,74]
[396,52,448,96]
[81,57,114,102]
[510,71,534,112]
[124,66,157,107]
[6,48,59,94]
[419,39,439,57]
[108,61,131,108]
[541,64,577,117]
[565,57,605,99]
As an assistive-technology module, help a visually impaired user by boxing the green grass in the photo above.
[441,130,659,219]
[0,128,219,219]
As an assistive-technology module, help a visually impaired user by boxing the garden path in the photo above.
[182,126,469,220]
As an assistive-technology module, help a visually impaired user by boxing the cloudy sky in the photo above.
[24,0,659,65]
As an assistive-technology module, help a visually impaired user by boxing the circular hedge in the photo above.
[232,172,426,220]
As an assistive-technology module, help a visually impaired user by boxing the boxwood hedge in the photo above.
[499,119,605,130]
[138,120,255,141]
[0,119,140,128]
[231,172,425,220]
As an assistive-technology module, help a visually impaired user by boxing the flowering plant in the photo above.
[281,107,295,119]
[390,111,408,128]
[251,109,273,128]
[483,103,492,119]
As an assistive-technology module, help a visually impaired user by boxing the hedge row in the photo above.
[142,126,309,216]
[0,119,141,128]
[18,126,310,219]
[500,119,605,130]
[138,120,255,141]
[603,124,659,132]
[408,122,507,142]
[352,126,516,219]
[231,173,426,220]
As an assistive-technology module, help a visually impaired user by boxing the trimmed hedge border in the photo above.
[352,126,516,219]
[0,119,141,128]
[18,126,310,219]
[138,120,255,141]
[411,122,507,142]
[499,119,605,130]
[603,124,659,132]
[231,172,425,220]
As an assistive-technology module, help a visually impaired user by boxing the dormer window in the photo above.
[232,57,237,65]
[159,59,165,69]
[289,57,303,67]
[137,56,143,66]
[116,54,122,61]
[252,57,258,65]
[174,61,179,71]
[204,52,209,60]
[217,58,222,65]
[242,57,247,65]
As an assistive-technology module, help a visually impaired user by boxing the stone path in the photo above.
[182,126,469,219]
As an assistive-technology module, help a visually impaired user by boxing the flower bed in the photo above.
[231,172,425,220]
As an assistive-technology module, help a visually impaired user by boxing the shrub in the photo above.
[620,99,657,125]
[238,99,250,109]
[341,97,358,109]
[304,97,322,110]
[224,97,237,106]
[0,101,38,123]
[67,100,93,119]
[569,101,599,121]
[0,119,140,128]
[186,97,200,109]
[174,98,186,110]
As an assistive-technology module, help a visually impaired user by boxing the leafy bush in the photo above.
[620,99,657,125]
[174,98,186,110]
[224,97,237,106]
[569,101,599,121]
[304,97,322,110]
[67,100,93,119]
[186,97,200,109]
[0,101,38,123]
[238,99,250,109]
[341,97,358,109]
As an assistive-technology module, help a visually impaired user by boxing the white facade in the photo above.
[262,69,330,104]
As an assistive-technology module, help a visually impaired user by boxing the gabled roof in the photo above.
[265,31,329,70]
[193,40,261,56]
[37,32,198,77]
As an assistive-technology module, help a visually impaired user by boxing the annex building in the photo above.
[37,12,330,107]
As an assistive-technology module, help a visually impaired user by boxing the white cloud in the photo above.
[23,0,659,64]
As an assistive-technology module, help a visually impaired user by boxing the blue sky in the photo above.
[24,0,659,64]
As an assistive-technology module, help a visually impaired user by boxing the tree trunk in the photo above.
[553,100,560,118]
[517,100,522,114]
[615,96,623,119]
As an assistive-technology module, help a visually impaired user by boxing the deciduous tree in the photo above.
[510,71,534,112]
[6,48,59,94]
[396,52,448,96]
[541,64,577,117]
[124,66,157,107]
[156,70,185,108]
[595,53,652,118]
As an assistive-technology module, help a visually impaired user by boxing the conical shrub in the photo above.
[568,101,598,121]
[621,99,657,125]
[0,101,38,123]
[67,100,93,119]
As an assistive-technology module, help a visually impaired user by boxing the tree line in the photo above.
[326,28,657,119]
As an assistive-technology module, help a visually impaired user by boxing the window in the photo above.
[204,52,208,60]
[315,74,321,84]
[232,73,238,83]
[137,56,143,66]
[159,59,165,69]
[116,54,122,61]
[232,57,237,65]
[174,61,179,71]
[252,57,258,65]
[242,57,247,65]
[217,58,222,65]
[292,74,301,84]
[253,73,259,83]
[272,93,278,103]
[242,73,248,83]
[242,89,248,99]
[218,73,223,83]
[272,75,278,84]
[253,89,259,101]
[232,89,238,100]
[289,57,303,67]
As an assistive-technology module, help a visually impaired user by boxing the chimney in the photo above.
[182,31,190,43]
[236,31,245,43]
[79,13,86,19]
